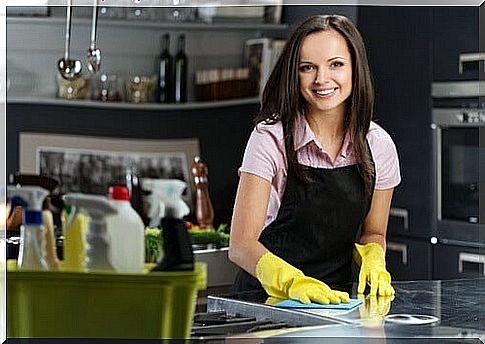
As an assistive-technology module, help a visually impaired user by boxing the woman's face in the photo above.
[298,29,353,117]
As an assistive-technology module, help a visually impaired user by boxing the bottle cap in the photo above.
[109,186,130,201]
[24,210,42,225]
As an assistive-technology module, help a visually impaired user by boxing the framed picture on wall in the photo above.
[19,133,200,206]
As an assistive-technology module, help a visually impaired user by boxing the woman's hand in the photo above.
[354,243,395,296]
[257,252,350,304]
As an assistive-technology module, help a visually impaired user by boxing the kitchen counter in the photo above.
[207,278,485,342]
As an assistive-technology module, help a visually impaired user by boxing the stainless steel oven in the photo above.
[431,80,485,245]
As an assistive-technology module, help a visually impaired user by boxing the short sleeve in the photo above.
[239,122,286,183]
[368,123,401,190]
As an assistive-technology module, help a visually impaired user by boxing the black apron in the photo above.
[234,155,375,292]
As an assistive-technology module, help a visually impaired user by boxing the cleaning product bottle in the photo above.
[42,209,61,270]
[7,185,49,271]
[140,178,190,228]
[62,206,89,272]
[148,180,194,272]
[106,185,145,273]
[64,193,117,272]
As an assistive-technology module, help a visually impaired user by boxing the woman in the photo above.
[228,15,400,305]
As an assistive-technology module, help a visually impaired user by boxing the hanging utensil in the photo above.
[87,0,101,73]
[57,0,82,80]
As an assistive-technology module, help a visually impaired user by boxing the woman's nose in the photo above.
[314,67,328,84]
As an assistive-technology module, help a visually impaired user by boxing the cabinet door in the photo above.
[386,237,432,281]
[433,243,485,279]
[432,7,480,81]
[358,7,434,239]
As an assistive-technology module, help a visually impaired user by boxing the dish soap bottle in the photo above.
[63,205,89,272]
[7,185,49,271]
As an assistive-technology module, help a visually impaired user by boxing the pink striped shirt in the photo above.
[239,114,401,228]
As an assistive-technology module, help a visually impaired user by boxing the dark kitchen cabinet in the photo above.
[357,7,434,239]
[433,242,485,279]
[432,7,480,81]
[386,236,432,281]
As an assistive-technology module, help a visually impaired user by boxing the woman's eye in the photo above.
[299,65,314,72]
[331,61,344,68]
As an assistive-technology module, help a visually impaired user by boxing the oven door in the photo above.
[432,108,485,244]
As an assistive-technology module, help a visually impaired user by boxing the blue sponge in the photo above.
[275,298,362,310]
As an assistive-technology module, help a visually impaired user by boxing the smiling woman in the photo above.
[228,15,401,304]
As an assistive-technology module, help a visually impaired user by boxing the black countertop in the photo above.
[207,278,485,343]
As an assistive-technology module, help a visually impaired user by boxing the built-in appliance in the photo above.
[431,80,484,241]
[431,69,485,277]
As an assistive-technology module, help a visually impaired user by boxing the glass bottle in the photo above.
[174,34,188,103]
[158,33,174,103]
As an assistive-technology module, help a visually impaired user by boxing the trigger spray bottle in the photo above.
[7,185,49,271]
[64,193,117,272]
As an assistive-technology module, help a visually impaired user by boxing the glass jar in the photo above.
[94,74,122,102]
[125,75,157,103]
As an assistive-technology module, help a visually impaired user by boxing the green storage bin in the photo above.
[7,262,206,339]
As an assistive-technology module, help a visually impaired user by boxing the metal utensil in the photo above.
[57,0,82,80]
[87,0,101,73]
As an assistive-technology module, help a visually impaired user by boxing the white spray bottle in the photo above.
[64,193,117,272]
[7,185,49,271]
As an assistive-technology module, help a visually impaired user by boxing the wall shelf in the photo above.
[7,16,288,32]
[7,96,260,110]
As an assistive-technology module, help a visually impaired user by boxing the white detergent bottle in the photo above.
[7,185,49,271]
[106,185,145,273]
[64,193,117,272]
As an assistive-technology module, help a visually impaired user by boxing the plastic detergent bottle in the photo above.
[7,185,49,271]
[64,193,117,272]
[42,209,61,270]
[106,185,145,273]
[63,206,89,272]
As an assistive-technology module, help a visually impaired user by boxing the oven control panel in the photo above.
[432,108,485,127]
[458,111,485,123]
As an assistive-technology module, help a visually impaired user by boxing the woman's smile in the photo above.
[313,87,338,97]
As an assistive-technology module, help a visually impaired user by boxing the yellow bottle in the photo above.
[62,209,89,272]
[42,210,60,271]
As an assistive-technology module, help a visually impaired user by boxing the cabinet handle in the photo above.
[387,242,408,265]
[458,252,485,275]
[458,52,485,74]
[389,207,409,230]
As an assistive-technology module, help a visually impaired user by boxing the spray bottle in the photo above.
[144,179,194,271]
[64,193,117,272]
[7,185,49,271]
[140,178,190,228]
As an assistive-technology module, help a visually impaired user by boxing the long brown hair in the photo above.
[254,14,375,195]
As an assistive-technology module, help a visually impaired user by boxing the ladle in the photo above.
[57,0,82,80]
[87,0,101,73]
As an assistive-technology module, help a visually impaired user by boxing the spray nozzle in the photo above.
[7,185,49,225]
[64,193,117,220]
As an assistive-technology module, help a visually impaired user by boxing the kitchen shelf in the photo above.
[7,16,288,31]
[7,96,260,110]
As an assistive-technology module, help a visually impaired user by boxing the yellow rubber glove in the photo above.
[256,252,350,305]
[354,243,395,296]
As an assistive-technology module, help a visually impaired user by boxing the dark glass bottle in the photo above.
[158,33,173,103]
[174,34,187,103]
